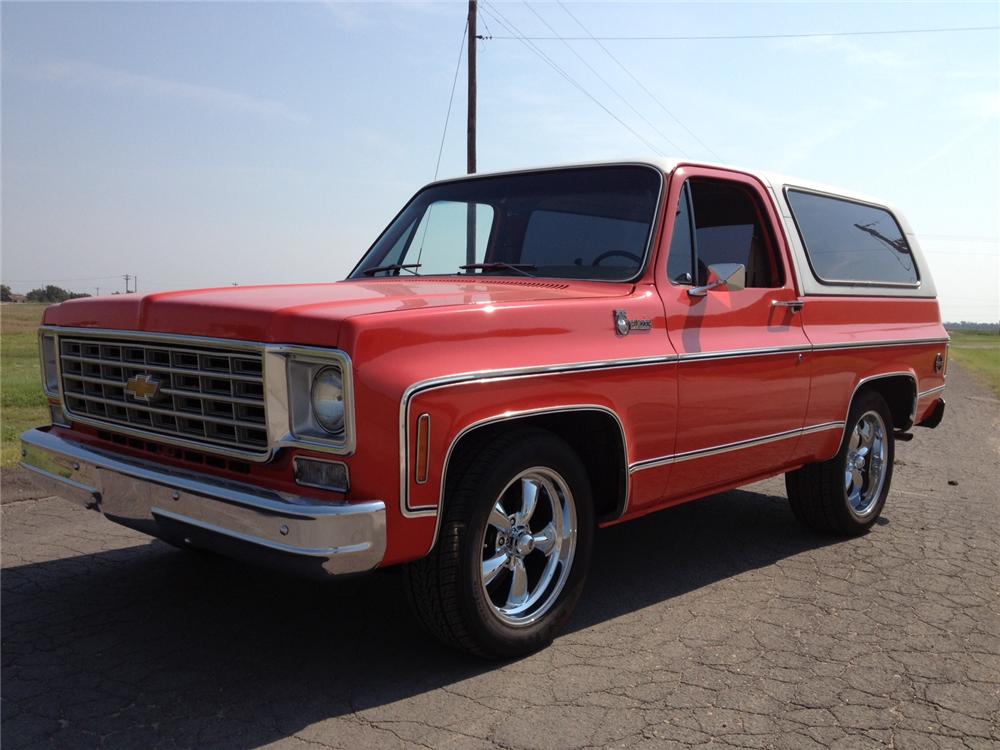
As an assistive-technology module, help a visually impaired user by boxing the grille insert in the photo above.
[59,336,268,454]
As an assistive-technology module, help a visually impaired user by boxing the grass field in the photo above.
[947,329,1000,398]
[1,304,48,467]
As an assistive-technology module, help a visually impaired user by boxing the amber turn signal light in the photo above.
[415,413,431,484]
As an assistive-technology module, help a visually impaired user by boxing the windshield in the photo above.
[350,165,662,282]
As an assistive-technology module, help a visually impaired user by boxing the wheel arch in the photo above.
[850,371,918,431]
[441,406,630,529]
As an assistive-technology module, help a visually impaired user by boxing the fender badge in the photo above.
[614,310,652,336]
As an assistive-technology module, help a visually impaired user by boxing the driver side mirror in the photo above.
[687,263,746,298]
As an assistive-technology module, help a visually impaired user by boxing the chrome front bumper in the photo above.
[19,428,386,578]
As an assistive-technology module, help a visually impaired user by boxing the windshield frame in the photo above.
[346,163,665,284]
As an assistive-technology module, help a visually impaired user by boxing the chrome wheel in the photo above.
[479,467,578,627]
[844,410,888,517]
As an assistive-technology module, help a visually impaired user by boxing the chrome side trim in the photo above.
[848,370,919,431]
[917,385,947,399]
[676,343,810,362]
[399,355,676,518]
[424,405,629,556]
[628,421,845,474]
[398,336,946,519]
[810,337,949,352]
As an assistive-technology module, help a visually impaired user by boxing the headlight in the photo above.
[283,350,354,453]
[310,367,345,435]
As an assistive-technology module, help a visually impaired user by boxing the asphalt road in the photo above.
[2,364,998,750]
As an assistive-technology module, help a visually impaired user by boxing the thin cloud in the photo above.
[905,93,999,175]
[321,1,371,29]
[39,59,309,124]
[775,35,911,69]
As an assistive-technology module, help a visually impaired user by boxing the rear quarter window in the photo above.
[786,189,919,286]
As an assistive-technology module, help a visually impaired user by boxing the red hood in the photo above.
[43,278,631,347]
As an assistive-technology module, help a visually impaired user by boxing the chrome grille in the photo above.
[59,335,268,454]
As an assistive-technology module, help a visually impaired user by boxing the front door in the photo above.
[656,166,811,501]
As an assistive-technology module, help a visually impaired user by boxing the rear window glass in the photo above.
[786,189,918,286]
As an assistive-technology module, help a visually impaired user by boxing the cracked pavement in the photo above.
[2,363,998,749]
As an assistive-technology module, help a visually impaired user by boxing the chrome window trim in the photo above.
[628,421,845,474]
[348,163,665,286]
[39,327,355,461]
[783,185,922,290]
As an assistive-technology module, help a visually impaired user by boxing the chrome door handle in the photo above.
[772,299,805,312]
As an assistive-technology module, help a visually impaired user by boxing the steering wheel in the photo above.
[591,250,642,266]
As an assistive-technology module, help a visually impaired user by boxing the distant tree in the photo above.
[24,285,90,303]
[0,284,11,302]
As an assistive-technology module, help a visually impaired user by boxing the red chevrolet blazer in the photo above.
[22,159,948,657]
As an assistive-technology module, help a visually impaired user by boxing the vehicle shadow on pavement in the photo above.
[2,487,838,749]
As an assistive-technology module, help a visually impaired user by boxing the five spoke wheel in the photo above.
[479,468,578,626]
[843,410,888,517]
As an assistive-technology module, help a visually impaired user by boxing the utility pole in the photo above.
[467,0,476,175]
[122,274,132,294]
[465,0,477,270]
[94,287,100,296]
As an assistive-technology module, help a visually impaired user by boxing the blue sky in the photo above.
[2,1,997,322]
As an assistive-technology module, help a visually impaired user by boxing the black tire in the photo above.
[402,427,594,658]
[786,390,895,536]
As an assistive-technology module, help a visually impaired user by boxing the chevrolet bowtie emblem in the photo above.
[125,373,161,402]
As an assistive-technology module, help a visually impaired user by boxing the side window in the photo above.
[688,179,783,288]
[408,201,494,274]
[786,189,918,286]
[666,183,695,284]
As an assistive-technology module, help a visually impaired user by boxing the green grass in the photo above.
[947,329,1000,398]
[1,304,48,467]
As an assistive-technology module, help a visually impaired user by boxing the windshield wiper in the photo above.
[459,262,537,277]
[362,263,422,277]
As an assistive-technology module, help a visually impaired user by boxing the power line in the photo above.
[482,25,1000,41]
[919,234,999,243]
[922,250,1000,257]
[556,0,721,161]
[2,275,122,284]
[479,1,667,156]
[434,19,468,180]
[522,2,685,155]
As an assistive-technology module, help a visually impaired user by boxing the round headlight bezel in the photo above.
[310,366,346,436]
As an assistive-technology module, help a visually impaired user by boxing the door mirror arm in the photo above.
[687,263,746,298]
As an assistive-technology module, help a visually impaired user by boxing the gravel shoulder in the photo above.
[2,364,998,749]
